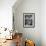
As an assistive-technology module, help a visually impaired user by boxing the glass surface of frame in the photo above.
[23,13,35,28]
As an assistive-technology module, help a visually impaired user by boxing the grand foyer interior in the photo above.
[0,0,46,46]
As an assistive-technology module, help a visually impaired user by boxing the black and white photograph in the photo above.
[23,13,35,28]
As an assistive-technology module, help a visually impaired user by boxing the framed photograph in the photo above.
[23,13,35,28]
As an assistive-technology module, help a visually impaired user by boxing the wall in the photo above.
[13,0,41,46]
[41,0,46,46]
[0,0,16,30]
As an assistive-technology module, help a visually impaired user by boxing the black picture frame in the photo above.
[23,13,35,28]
